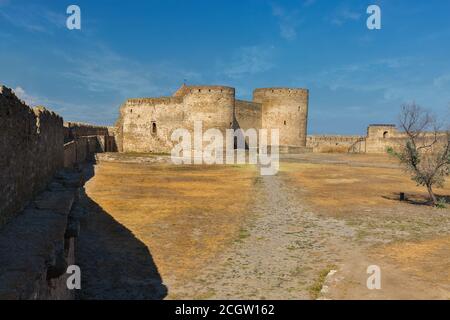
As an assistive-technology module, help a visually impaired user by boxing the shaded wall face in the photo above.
[64,122,109,143]
[234,100,262,132]
[0,87,64,226]
[254,90,309,147]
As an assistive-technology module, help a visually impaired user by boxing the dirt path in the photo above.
[170,173,357,299]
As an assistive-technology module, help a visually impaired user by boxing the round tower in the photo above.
[253,88,309,147]
[182,85,235,134]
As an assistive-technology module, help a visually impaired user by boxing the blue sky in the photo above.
[0,0,449,134]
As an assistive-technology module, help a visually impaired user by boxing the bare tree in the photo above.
[388,103,450,206]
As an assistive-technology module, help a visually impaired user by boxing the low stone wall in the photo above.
[0,86,64,226]
[64,136,102,169]
[307,135,365,153]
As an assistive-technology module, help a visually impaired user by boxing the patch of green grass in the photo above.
[237,228,250,241]
[308,265,336,300]
[436,198,448,209]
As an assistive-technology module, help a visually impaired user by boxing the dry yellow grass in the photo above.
[376,236,450,284]
[281,154,450,213]
[85,162,257,283]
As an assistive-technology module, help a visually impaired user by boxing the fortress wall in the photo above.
[365,125,405,153]
[0,86,64,226]
[117,86,236,154]
[234,99,262,132]
[64,136,101,168]
[182,86,235,135]
[365,137,404,153]
[253,88,309,147]
[0,85,108,300]
[307,135,365,153]
[119,97,186,153]
[64,122,110,142]
[64,122,116,152]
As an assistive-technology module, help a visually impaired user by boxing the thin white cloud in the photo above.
[330,7,361,26]
[0,4,66,34]
[13,86,40,106]
[221,45,275,79]
[271,3,301,40]
[58,44,201,98]
[433,74,450,88]
[294,57,450,112]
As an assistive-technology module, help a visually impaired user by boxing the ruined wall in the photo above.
[64,122,109,143]
[118,86,235,154]
[307,135,366,153]
[64,136,101,168]
[253,88,309,147]
[0,86,64,226]
[234,99,262,132]
[365,125,402,153]
[64,122,117,152]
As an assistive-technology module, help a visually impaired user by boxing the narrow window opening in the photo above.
[152,122,157,135]
[284,120,287,125]
[383,131,389,138]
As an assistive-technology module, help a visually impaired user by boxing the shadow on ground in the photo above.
[382,192,450,206]
[76,162,167,300]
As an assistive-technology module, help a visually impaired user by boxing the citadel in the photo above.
[0,82,433,299]
[115,84,310,154]
[115,83,408,156]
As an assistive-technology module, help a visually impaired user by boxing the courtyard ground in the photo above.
[77,152,450,299]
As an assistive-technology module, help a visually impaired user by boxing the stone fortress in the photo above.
[115,85,310,154]
[0,82,445,299]
[115,83,414,156]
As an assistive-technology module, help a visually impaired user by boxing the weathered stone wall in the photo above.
[253,88,309,147]
[64,122,110,143]
[64,122,117,152]
[234,99,262,132]
[64,136,101,169]
[0,86,64,226]
[0,85,111,300]
[118,85,235,154]
[117,85,310,154]
[119,97,185,153]
[307,135,365,153]
[365,125,403,153]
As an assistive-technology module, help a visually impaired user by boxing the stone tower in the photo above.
[253,88,309,147]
